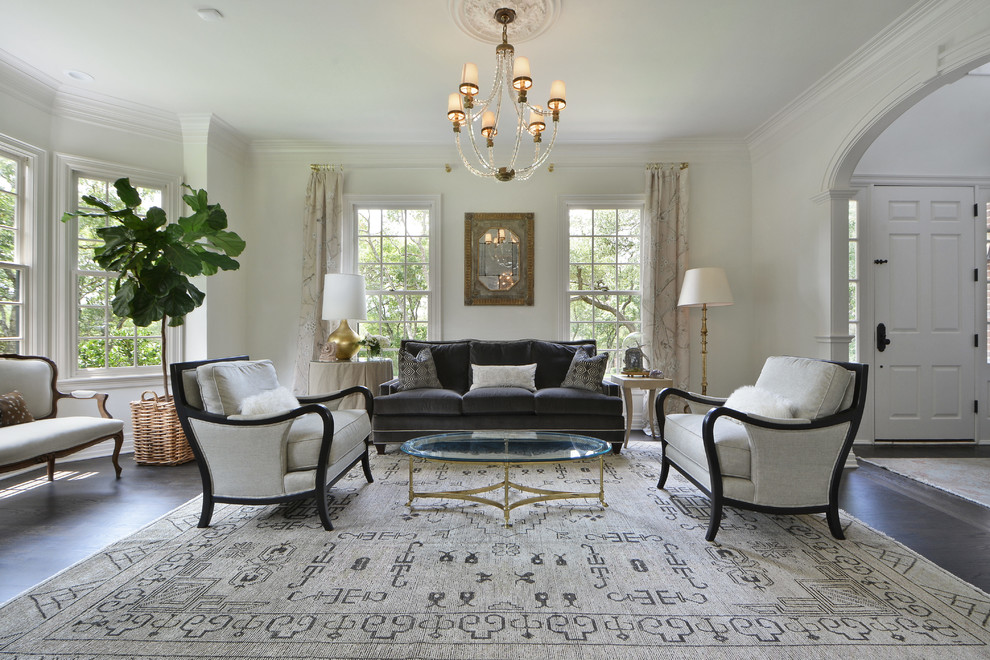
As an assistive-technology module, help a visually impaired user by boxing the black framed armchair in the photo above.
[170,356,374,531]
[656,356,868,542]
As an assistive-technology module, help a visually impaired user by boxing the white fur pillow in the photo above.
[470,363,538,391]
[723,385,795,419]
[239,386,300,416]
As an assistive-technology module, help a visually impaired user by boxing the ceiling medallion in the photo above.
[449,0,560,44]
[445,5,566,182]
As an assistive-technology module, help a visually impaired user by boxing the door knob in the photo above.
[877,323,891,352]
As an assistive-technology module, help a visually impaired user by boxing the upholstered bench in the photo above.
[0,354,123,481]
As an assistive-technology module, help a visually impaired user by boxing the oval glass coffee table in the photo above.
[400,431,610,527]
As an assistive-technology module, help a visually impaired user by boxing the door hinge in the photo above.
[975,203,980,217]
[976,268,980,282]
[976,334,980,348]
[975,400,979,414]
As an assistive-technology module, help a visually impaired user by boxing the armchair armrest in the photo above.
[56,389,113,418]
[299,385,373,417]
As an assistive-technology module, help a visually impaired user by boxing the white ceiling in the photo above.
[0,0,919,145]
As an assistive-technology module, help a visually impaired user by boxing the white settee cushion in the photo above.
[754,356,853,420]
[470,364,538,391]
[0,417,124,465]
[197,360,280,415]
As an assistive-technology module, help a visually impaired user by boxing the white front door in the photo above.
[872,186,978,441]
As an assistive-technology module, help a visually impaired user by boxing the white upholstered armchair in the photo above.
[170,356,374,531]
[656,356,868,542]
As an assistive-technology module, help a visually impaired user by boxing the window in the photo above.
[351,198,440,356]
[565,203,643,371]
[848,200,859,361]
[73,176,167,370]
[0,151,26,354]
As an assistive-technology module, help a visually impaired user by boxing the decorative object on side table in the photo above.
[359,334,390,358]
[61,178,245,465]
[677,267,733,395]
[620,333,650,375]
[322,273,367,361]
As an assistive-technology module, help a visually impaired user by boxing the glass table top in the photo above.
[400,431,610,463]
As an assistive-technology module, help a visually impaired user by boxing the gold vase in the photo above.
[328,319,361,360]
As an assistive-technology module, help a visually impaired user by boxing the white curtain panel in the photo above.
[643,163,690,390]
[292,169,343,393]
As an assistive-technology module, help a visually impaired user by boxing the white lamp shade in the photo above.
[321,273,367,320]
[678,267,734,307]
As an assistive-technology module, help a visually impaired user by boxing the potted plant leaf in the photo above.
[62,178,245,464]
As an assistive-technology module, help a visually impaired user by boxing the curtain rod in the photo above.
[646,162,689,170]
[310,163,343,172]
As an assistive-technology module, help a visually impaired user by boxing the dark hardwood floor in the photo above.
[1,435,988,604]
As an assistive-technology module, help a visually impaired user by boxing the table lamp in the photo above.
[678,267,733,395]
[321,273,367,361]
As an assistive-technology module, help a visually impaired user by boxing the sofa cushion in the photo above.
[755,356,853,419]
[532,341,595,389]
[663,413,751,479]
[462,387,536,415]
[375,389,463,416]
[470,364,537,391]
[402,341,470,392]
[561,347,609,392]
[0,391,35,426]
[469,340,533,366]
[197,360,280,415]
[534,387,622,416]
[397,348,443,390]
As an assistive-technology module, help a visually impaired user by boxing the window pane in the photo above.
[0,268,20,302]
[78,275,106,306]
[0,339,19,353]
[569,237,592,264]
[108,338,135,367]
[0,156,15,193]
[570,210,592,236]
[0,191,15,228]
[594,209,617,235]
[848,241,857,280]
[78,339,106,369]
[0,304,20,339]
[137,338,161,366]
[78,307,106,336]
[848,282,858,320]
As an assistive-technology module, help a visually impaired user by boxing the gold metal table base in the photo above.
[406,456,606,527]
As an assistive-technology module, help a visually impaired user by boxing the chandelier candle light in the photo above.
[446,7,565,182]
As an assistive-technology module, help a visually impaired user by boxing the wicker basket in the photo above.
[130,391,194,465]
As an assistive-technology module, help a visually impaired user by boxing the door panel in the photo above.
[872,186,976,440]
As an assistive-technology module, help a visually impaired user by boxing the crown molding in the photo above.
[747,0,986,159]
[851,173,990,187]
[249,139,750,169]
[0,50,57,113]
[179,113,248,160]
[52,88,181,143]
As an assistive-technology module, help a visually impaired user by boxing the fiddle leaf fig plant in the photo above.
[62,177,246,397]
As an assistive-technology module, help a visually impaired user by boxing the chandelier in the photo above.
[446,7,566,182]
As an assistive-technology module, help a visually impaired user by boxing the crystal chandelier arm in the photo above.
[455,131,496,178]
[463,108,496,170]
[515,120,559,180]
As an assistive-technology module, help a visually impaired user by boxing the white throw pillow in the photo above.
[723,385,795,419]
[239,387,300,416]
[469,363,538,391]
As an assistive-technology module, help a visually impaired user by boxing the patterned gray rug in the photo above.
[1,443,989,659]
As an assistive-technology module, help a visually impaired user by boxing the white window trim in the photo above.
[342,194,442,341]
[0,134,46,355]
[557,194,645,345]
[53,153,183,381]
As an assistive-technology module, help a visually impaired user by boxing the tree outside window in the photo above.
[567,206,642,371]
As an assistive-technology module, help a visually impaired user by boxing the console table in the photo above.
[610,373,674,447]
[309,358,393,409]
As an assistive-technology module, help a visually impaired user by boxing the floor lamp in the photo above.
[322,273,367,361]
[678,267,733,395]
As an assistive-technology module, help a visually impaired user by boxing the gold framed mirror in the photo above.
[464,212,534,305]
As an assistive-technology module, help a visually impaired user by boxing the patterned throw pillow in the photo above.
[561,347,609,392]
[0,390,35,426]
[398,348,443,390]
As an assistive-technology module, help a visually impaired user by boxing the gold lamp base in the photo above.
[327,319,361,361]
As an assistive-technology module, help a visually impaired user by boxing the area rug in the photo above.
[1,444,989,660]
[859,457,990,509]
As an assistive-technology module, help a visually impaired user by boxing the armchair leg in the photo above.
[656,457,670,489]
[361,447,374,483]
[198,494,215,528]
[47,456,56,481]
[826,504,845,540]
[705,498,723,542]
[111,432,123,479]
[316,486,334,531]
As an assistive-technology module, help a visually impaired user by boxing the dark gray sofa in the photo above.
[372,339,625,454]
